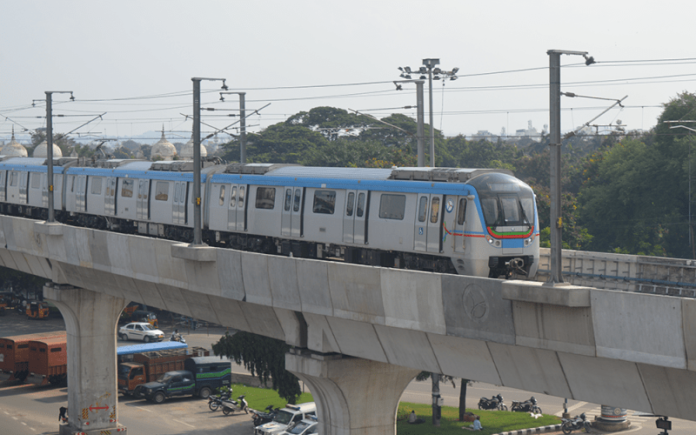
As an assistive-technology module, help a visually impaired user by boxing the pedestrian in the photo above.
[463,415,482,431]
[408,410,424,424]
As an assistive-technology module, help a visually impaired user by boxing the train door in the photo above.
[281,187,293,237]
[172,181,185,225]
[105,177,117,216]
[41,173,48,207]
[19,172,28,204]
[290,187,304,237]
[353,190,367,245]
[0,170,6,201]
[426,194,443,253]
[77,175,87,212]
[137,179,150,220]
[441,196,458,254]
[414,194,429,252]
[454,197,468,253]
[342,190,356,243]
[227,184,247,232]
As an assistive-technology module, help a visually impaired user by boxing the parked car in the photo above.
[280,417,318,435]
[255,403,317,435]
[118,322,164,342]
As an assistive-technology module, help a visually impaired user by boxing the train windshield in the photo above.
[467,173,535,228]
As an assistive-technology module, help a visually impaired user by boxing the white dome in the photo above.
[151,128,177,161]
[180,136,207,159]
[1,129,27,157]
[33,140,63,158]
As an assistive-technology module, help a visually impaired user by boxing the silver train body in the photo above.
[0,157,539,278]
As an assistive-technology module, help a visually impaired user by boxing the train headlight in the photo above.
[485,235,501,247]
[524,238,533,247]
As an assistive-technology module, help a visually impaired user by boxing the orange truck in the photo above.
[118,347,209,395]
[28,336,68,386]
[0,331,66,382]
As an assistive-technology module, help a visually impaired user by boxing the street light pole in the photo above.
[192,77,227,246]
[546,50,594,285]
[220,92,247,163]
[44,91,73,223]
[398,60,458,168]
[393,79,426,166]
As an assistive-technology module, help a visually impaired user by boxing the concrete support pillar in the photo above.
[43,283,128,435]
[286,349,419,435]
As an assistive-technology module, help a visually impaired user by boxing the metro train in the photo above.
[0,157,540,278]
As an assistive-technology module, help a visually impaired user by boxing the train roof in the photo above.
[29,336,66,346]
[0,331,66,343]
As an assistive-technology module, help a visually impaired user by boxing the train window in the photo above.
[418,196,428,222]
[91,177,103,195]
[255,187,276,210]
[457,198,467,225]
[313,190,336,214]
[121,179,134,198]
[174,184,181,202]
[39,348,45,352]
[238,186,245,207]
[219,185,226,206]
[379,194,406,220]
[520,197,534,225]
[6,345,11,349]
[9,171,17,187]
[346,192,355,217]
[293,188,301,212]
[356,193,365,217]
[430,197,440,223]
[31,174,40,189]
[18,344,28,349]
[51,348,61,353]
[284,189,292,211]
[155,181,169,201]
[501,196,520,223]
[230,186,237,208]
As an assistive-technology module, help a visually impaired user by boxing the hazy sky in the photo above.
[2,1,695,144]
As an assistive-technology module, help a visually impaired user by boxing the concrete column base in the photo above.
[286,349,420,435]
[593,417,632,432]
[45,284,128,435]
[59,423,127,435]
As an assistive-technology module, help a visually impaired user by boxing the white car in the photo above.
[255,403,316,435]
[118,322,165,342]
[280,418,318,435]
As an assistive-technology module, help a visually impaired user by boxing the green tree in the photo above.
[212,331,302,404]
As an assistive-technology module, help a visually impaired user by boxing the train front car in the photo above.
[466,172,539,278]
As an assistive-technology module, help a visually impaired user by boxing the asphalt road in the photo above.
[1,311,694,434]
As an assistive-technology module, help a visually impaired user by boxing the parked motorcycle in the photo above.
[561,413,591,434]
[251,405,279,427]
[511,396,542,414]
[208,391,231,412]
[478,394,507,411]
[221,395,249,415]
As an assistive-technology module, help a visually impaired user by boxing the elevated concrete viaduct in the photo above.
[1,215,696,434]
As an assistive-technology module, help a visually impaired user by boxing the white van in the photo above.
[280,417,318,435]
[254,402,317,435]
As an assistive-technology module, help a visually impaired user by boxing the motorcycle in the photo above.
[478,394,507,411]
[170,333,186,343]
[221,395,249,415]
[208,391,231,412]
[511,396,542,414]
[561,413,592,434]
[251,404,278,427]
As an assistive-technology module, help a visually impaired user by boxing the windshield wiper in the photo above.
[518,200,532,230]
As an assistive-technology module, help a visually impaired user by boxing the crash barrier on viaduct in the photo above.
[1,215,695,434]
[537,247,696,296]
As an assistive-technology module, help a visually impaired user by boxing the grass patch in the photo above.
[217,384,314,411]
[396,402,561,435]
[215,385,560,434]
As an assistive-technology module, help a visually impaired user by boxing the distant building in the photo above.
[1,127,28,157]
[180,135,207,160]
[151,127,177,161]
[472,130,498,141]
[515,120,544,142]
[33,140,63,158]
